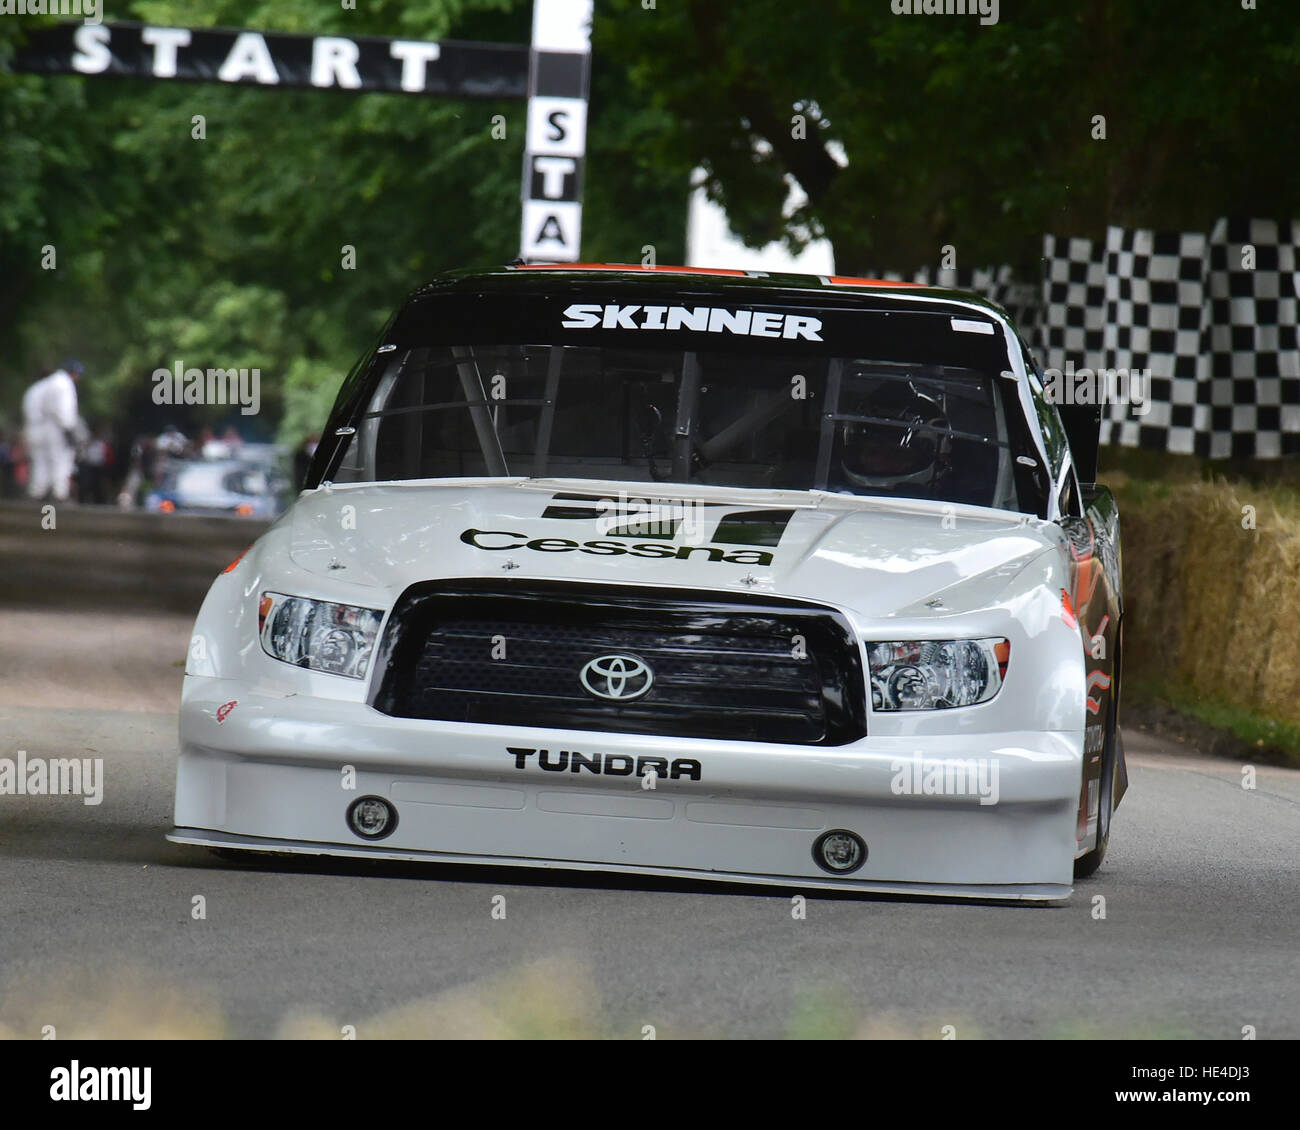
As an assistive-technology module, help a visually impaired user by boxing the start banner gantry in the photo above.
[8,0,591,261]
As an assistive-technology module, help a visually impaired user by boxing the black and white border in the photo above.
[519,0,592,262]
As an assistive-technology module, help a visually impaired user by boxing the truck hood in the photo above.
[285,479,1062,619]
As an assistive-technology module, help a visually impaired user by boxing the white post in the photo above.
[519,0,592,262]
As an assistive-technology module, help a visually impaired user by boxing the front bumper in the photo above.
[170,677,1084,901]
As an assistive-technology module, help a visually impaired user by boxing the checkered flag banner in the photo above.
[1040,220,1300,458]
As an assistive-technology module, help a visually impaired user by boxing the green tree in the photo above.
[596,0,1300,274]
[0,0,689,441]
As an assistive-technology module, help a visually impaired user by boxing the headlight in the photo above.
[867,638,1009,711]
[258,592,384,679]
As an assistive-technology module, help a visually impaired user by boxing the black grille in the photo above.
[371,581,867,745]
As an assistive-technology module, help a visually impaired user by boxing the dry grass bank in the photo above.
[1108,475,1300,758]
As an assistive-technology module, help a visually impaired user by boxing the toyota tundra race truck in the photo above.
[169,264,1126,902]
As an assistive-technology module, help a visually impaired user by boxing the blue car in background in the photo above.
[145,457,290,519]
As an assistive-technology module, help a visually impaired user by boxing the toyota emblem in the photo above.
[579,654,654,701]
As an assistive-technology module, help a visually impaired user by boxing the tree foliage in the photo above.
[598,0,1300,274]
[0,0,690,438]
[3,0,1296,439]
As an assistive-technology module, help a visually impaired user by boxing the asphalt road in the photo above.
[1,501,1297,1039]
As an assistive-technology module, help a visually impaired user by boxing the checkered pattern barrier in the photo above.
[885,223,1300,457]
[1039,220,1300,458]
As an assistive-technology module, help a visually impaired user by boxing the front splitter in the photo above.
[168,827,1072,904]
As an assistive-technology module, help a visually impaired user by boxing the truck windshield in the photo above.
[331,344,1033,511]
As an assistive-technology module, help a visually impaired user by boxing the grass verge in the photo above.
[1125,678,1300,768]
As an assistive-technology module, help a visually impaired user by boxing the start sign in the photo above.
[10,3,591,262]
[13,20,529,98]
[519,0,591,263]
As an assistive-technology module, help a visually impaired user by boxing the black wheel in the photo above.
[1074,689,1117,879]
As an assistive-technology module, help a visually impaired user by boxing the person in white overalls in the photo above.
[22,359,84,501]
